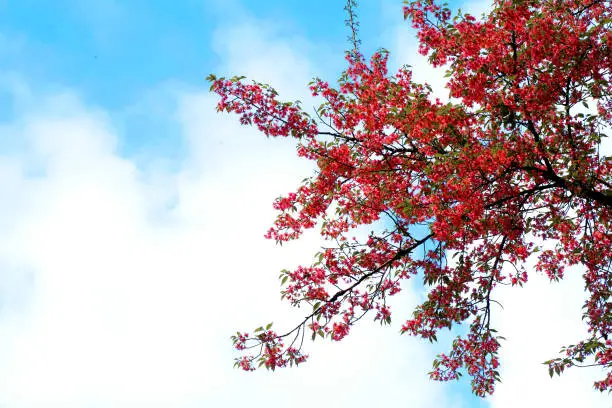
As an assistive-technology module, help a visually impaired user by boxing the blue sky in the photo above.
[0,0,608,407]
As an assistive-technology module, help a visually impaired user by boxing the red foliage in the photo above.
[216,0,611,397]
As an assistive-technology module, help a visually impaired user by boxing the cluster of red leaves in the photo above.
[231,327,308,371]
[211,0,611,397]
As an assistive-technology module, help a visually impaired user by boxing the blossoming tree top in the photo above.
[209,0,611,397]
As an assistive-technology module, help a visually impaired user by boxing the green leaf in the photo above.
[266,322,273,330]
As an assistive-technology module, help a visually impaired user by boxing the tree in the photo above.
[207,0,611,397]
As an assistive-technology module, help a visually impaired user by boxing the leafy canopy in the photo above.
[208,0,612,397]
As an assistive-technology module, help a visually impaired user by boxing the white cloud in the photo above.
[490,268,610,407]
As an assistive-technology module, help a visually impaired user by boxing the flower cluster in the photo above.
[213,0,611,396]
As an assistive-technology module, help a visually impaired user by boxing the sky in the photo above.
[0,0,609,407]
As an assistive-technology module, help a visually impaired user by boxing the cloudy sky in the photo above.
[0,0,608,407]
